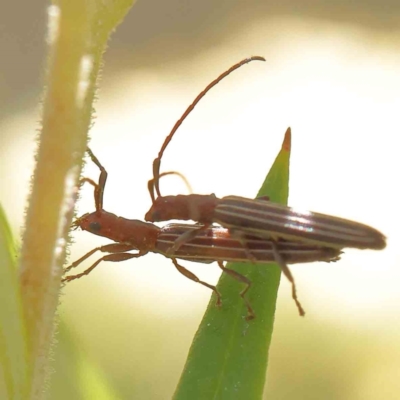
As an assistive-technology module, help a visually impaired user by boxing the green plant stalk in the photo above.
[18,1,135,398]
[174,128,291,400]
[0,205,29,399]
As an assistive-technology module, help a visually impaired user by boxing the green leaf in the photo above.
[0,204,29,399]
[173,128,291,400]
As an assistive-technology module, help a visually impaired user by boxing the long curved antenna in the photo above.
[151,56,266,201]
[86,147,107,212]
[148,171,193,203]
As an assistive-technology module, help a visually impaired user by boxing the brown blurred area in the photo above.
[2,0,400,118]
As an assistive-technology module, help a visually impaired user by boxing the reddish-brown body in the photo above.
[77,211,160,252]
[146,194,218,225]
[67,56,386,319]
[74,210,341,265]
[67,205,341,318]
[65,143,342,318]
[145,192,386,251]
[144,57,386,252]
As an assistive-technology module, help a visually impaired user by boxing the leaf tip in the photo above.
[281,127,291,152]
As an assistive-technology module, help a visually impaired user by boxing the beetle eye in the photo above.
[146,209,159,221]
[89,221,101,232]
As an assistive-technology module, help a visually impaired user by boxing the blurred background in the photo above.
[1,1,400,399]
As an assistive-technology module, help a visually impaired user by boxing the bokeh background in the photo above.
[1,1,400,399]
